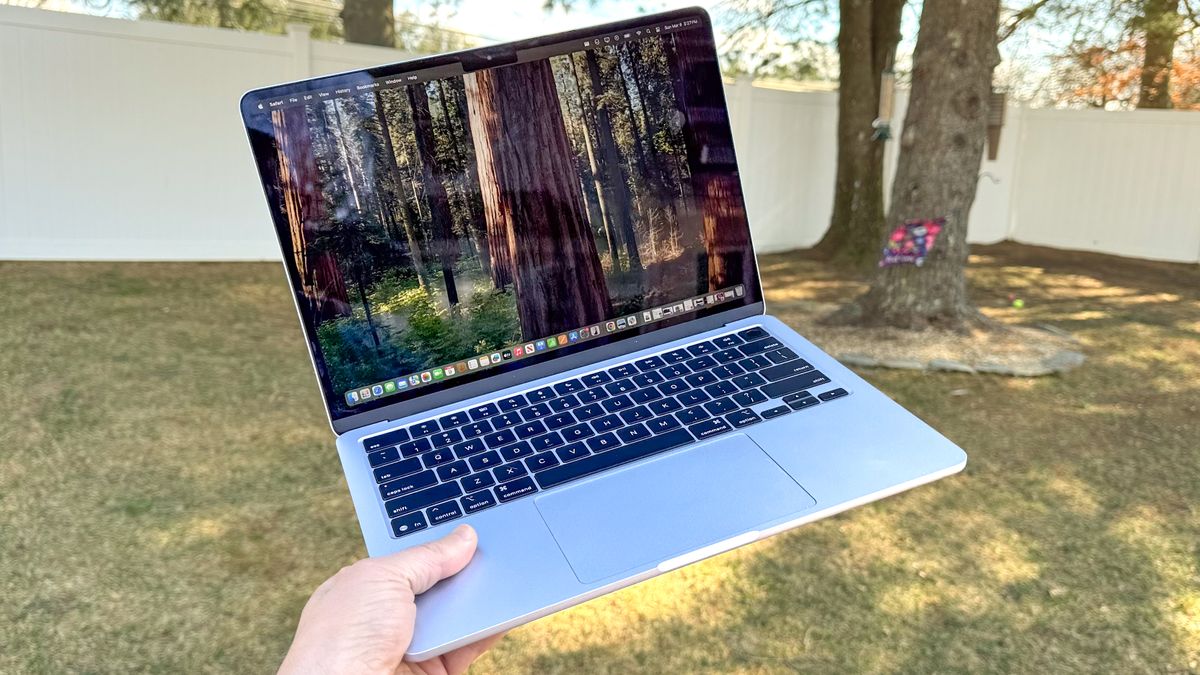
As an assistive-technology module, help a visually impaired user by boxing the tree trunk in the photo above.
[1136,0,1182,109]
[373,91,431,290]
[669,30,756,293]
[341,0,394,47]
[407,83,461,306]
[585,50,643,273]
[436,78,492,274]
[626,41,683,250]
[852,0,1000,330]
[811,0,905,269]
[464,59,613,340]
[568,54,621,267]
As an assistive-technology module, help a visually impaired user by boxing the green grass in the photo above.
[1,244,1197,673]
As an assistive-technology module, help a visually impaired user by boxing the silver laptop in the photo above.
[240,7,966,660]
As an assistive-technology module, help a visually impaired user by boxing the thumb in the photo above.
[382,524,479,597]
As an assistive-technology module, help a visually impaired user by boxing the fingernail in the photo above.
[453,524,476,542]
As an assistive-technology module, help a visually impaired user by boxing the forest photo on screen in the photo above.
[261,28,756,403]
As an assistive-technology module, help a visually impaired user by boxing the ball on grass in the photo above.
[1012,298,1025,309]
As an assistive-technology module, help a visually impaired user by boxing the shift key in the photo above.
[384,482,462,518]
[760,370,831,399]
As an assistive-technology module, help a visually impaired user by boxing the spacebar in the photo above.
[535,428,694,489]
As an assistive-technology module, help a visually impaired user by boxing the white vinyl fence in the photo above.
[3,5,1199,263]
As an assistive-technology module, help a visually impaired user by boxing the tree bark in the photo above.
[1136,0,1182,109]
[407,83,461,306]
[669,30,756,293]
[852,0,1000,330]
[568,54,621,267]
[464,59,613,340]
[341,0,394,47]
[374,90,431,290]
[811,0,905,269]
[435,78,492,274]
[585,50,643,273]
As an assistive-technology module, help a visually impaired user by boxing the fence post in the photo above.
[287,23,312,80]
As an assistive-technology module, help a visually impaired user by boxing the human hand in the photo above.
[279,524,502,675]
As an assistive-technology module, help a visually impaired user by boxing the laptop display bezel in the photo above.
[240,7,766,435]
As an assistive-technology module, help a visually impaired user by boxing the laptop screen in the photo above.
[243,12,761,421]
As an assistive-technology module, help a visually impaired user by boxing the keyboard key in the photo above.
[660,363,690,379]
[712,333,744,349]
[556,442,591,463]
[409,420,440,437]
[498,394,527,411]
[783,391,811,403]
[521,403,552,420]
[726,409,761,428]
[493,462,528,482]
[601,395,633,412]
[561,423,595,441]
[592,414,623,432]
[536,428,693,489]
[554,379,584,395]
[646,415,682,434]
[761,405,791,419]
[635,355,666,371]
[495,476,538,502]
[527,387,556,403]
[685,355,717,371]
[658,379,689,396]
[685,371,718,387]
[384,482,462,518]
[765,348,800,364]
[704,381,739,398]
[548,395,580,412]
[575,403,606,421]
[484,429,518,448]
[422,448,455,468]
[631,371,665,388]
[605,379,636,395]
[368,447,400,467]
[515,421,547,439]
[608,363,638,379]
[711,363,744,379]
[468,450,502,472]
[761,360,816,382]
[379,470,437,500]
[461,489,496,514]
[761,371,831,399]
[739,355,773,371]
[686,341,717,356]
[713,348,742,364]
[704,397,738,416]
[430,429,463,448]
[647,397,683,415]
[436,460,469,481]
[619,406,652,424]
[586,432,621,452]
[427,500,463,525]
[526,453,560,472]
[374,457,422,483]
[739,337,783,356]
[616,423,652,443]
[491,412,522,429]
[461,471,496,492]
[732,373,767,389]
[662,348,691,363]
[498,441,534,462]
[818,388,849,401]
[631,388,663,403]
[453,438,487,459]
[737,326,768,341]
[577,387,608,403]
[676,406,711,425]
[788,396,820,411]
[580,371,612,387]
[689,417,733,440]
[469,403,500,420]
[391,511,428,537]
[677,390,711,407]
[530,432,564,452]
[364,428,409,452]
[460,421,492,438]
[399,437,433,458]
[545,412,575,430]
[438,412,470,429]
[732,389,768,407]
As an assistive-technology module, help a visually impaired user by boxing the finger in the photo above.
[380,524,478,596]
[435,631,507,675]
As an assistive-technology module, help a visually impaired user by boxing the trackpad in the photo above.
[534,434,816,584]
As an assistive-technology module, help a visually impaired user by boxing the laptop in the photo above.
[240,7,966,661]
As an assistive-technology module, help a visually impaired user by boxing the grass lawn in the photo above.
[1,243,1197,673]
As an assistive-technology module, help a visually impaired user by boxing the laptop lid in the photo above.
[241,7,763,434]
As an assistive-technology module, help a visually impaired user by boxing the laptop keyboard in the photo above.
[361,326,850,538]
